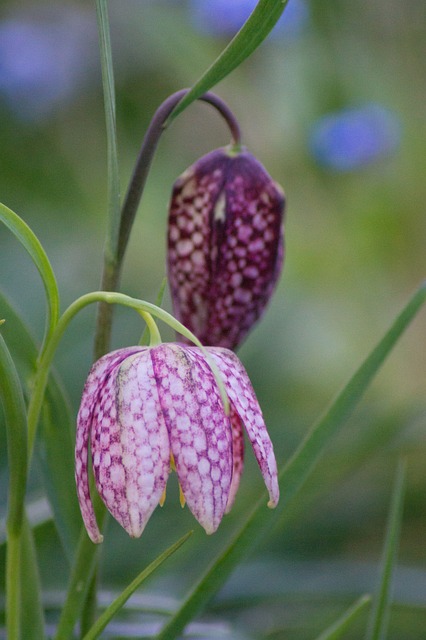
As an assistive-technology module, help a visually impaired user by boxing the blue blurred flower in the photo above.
[189,0,309,39]
[309,104,402,172]
[0,8,94,122]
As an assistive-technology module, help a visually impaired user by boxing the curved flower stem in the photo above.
[27,291,229,460]
[138,310,162,347]
[94,89,242,359]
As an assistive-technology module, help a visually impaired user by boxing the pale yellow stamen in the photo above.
[170,452,186,508]
[179,484,186,509]
[159,486,167,507]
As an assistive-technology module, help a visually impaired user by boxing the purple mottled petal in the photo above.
[91,349,171,538]
[75,347,142,543]
[206,347,279,508]
[168,147,285,350]
[225,408,244,513]
[151,344,233,534]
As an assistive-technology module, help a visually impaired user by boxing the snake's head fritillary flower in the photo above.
[167,146,285,351]
[75,343,279,543]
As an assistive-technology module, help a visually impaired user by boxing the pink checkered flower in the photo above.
[75,343,279,543]
[167,147,285,350]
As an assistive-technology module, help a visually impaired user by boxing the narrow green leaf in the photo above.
[154,282,426,640]
[54,495,107,640]
[366,459,406,640]
[20,516,46,640]
[96,0,121,258]
[0,333,28,639]
[38,387,81,563]
[167,0,289,123]
[0,291,80,563]
[314,595,371,640]
[0,202,60,351]
[82,531,192,640]
[0,333,27,536]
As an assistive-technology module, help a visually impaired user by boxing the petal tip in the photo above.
[89,531,104,544]
[267,498,278,509]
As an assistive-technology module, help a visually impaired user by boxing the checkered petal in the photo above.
[151,344,233,533]
[168,146,285,350]
[90,350,171,539]
[207,347,279,508]
[75,347,142,543]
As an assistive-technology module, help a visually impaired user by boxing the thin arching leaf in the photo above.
[167,0,289,123]
[96,0,121,254]
[0,291,80,563]
[0,202,60,351]
[154,282,426,640]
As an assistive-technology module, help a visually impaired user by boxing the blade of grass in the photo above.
[82,531,192,640]
[20,516,46,639]
[0,291,80,563]
[0,334,46,638]
[314,594,371,640]
[366,459,406,640]
[53,500,106,640]
[96,0,120,257]
[0,202,59,354]
[166,0,289,123]
[154,282,426,640]
[0,336,27,637]
[94,0,122,359]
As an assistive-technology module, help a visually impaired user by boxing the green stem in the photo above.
[6,531,21,640]
[94,89,241,359]
[54,500,106,640]
[79,573,99,639]
[139,311,162,346]
[0,334,28,639]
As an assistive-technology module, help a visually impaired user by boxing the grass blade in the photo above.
[20,516,46,640]
[167,0,289,123]
[0,202,60,353]
[154,282,426,639]
[82,531,192,640]
[314,595,371,640]
[95,0,121,254]
[0,291,80,563]
[0,334,45,637]
[366,459,406,640]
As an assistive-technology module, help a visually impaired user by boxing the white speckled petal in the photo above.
[225,408,245,513]
[91,350,171,538]
[75,347,142,543]
[167,147,285,350]
[206,347,279,508]
[151,344,233,534]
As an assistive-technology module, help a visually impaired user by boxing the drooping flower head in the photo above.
[167,146,285,351]
[75,343,279,543]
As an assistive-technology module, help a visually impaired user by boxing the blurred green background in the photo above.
[0,1,425,638]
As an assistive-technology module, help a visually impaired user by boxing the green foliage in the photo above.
[0,1,424,638]
[366,460,406,640]
[167,0,289,122]
[155,284,426,640]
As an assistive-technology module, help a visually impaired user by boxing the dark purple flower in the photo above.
[167,146,285,350]
[75,343,279,543]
